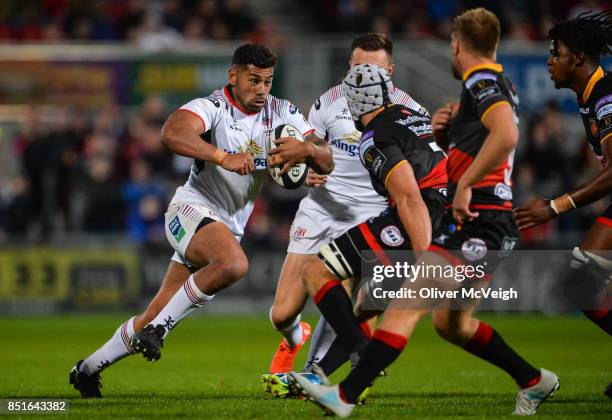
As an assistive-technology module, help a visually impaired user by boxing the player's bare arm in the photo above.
[386,160,432,251]
[268,132,334,175]
[161,110,254,175]
[515,138,612,230]
[453,103,518,224]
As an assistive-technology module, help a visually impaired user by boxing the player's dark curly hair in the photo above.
[548,11,612,64]
[232,44,277,68]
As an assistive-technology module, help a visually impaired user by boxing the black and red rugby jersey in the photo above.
[358,104,448,202]
[578,66,612,157]
[447,63,519,211]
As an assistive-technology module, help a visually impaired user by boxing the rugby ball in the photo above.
[267,124,308,189]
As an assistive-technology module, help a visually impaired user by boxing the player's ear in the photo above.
[574,51,585,67]
[387,63,395,76]
[228,65,238,87]
[451,37,460,57]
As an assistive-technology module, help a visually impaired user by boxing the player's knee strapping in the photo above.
[319,242,354,280]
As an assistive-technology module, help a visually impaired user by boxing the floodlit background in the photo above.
[0,0,611,313]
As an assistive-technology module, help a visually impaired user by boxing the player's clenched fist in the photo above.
[221,152,254,175]
[432,102,459,146]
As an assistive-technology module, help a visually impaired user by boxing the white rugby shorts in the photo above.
[287,195,385,255]
[166,187,242,267]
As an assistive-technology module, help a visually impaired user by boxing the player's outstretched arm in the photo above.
[453,102,518,224]
[515,138,612,230]
[161,109,254,175]
[386,161,431,252]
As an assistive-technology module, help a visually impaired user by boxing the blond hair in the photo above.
[452,8,501,57]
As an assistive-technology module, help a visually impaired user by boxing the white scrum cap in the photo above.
[342,63,393,121]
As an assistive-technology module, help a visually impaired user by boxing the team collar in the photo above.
[223,85,259,116]
[462,63,503,81]
[582,66,604,103]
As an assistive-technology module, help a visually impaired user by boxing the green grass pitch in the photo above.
[1,313,610,419]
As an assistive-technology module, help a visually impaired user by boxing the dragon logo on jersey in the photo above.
[289,104,298,114]
[314,98,321,110]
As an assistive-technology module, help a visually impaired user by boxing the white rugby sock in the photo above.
[150,274,214,338]
[304,315,336,369]
[272,309,303,347]
[81,316,135,375]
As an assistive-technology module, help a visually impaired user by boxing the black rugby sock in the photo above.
[463,321,540,388]
[313,280,368,353]
[339,329,407,404]
[317,321,372,375]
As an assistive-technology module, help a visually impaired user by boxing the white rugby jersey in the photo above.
[178,86,313,235]
[308,84,428,205]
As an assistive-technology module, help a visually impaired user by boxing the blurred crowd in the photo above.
[310,0,612,40]
[0,0,286,49]
[513,102,607,248]
[2,1,611,47]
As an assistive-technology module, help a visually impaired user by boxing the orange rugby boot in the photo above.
[269,322,312,373]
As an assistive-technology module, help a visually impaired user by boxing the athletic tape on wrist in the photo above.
[212,149,227,165]
[551,194,576,215]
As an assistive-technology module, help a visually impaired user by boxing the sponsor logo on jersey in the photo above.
[406,123,433,137]
[371,154,386,177]
[168,216,186,242]
[289,104,298,114]
[469,78,501,102]
[394,115,430,126]
[461,238,487,261]
[229,118,242,132]
[206,97,221,108]
[579,107,590,114]
[314,98,321,110]
[359,135,374,162]
[494,183,513,201]
[597,103,612,120]
[475,86,500,101]
[330,130,361,156]
[595,94,612,112]
[380,225,404,247]
[335,108,353,121]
